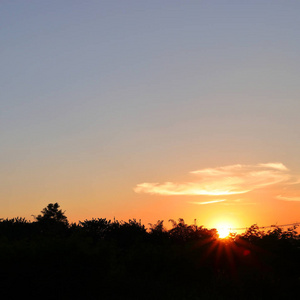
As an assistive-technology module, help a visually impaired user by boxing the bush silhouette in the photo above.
[1,203,300,299]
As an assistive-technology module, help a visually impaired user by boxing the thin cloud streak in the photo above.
[276,195,300,202]
[259,163,288,171]
[134,162,291,196]
[188,199,226,205]
[134,182,249,196]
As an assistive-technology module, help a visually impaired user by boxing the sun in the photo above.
[215,223,232,238]
[209,217,238,239]
[217,226,231,238]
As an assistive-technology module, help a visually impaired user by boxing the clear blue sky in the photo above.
[1,1,300,228]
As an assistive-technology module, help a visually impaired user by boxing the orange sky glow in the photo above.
[131,162,300,231]
[2,2,300,233]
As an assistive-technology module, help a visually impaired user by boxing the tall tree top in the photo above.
[35,203,68,225]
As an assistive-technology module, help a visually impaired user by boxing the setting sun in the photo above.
[215,223,233,238]
[217,227,231,238]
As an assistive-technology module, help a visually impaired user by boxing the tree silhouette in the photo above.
[2,206,300,299]
[241,224,264,242]
[168,218,195,241]
[34,203,68,226]
[79,218,111,241]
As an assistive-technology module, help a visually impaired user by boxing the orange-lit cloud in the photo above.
[134,163,291,196]
[188,199,226,205]
[276,195,300,202]
[258,163,288,171]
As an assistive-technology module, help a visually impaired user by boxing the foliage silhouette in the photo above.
[34,202,68,225]
[1,203,300,299]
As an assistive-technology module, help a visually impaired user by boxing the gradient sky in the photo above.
[1,1,300,230]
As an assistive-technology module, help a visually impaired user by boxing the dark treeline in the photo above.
[1,203,300,299]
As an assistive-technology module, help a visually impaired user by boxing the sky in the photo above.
[1,1,300,230]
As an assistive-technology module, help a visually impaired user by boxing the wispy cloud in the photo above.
[134,163,291,196]
[188,199,226,205]
[276,195,300,202]
[258,163,288,171]
[134,181,248,196]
